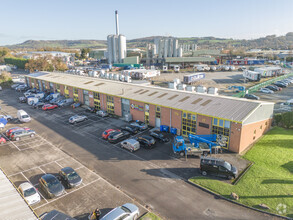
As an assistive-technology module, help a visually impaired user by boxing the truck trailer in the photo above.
[183,73,205,84]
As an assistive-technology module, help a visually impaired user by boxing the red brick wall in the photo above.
[196,115,212,135]
[229,122,242,153]
[60,85,65,95]
[100,94,107,111]
[239,119,272,153]
[78,89,83,103]
[89,91,94,107]
[149,104,156,127]
[130,100,145,122]
[171,109,182,132]
[28,78,32,87]
[161,107,171,127]
[114,97,122,116]
[68,86,73,98]
[53,83,56,92]
[46,82,50,90]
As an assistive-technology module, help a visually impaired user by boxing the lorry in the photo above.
[172,134,227,157]
[183,73,205,84]
[243,70,261,81]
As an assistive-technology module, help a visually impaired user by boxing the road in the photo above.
[0,89,277,220]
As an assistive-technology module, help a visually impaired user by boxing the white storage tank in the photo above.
[207,87,219,95]
[109,73,113,80]
[186,85,195,92]
[104,73,109,79]
[210,66,217,71]
[196,86,207,93]
[124,75,132,83]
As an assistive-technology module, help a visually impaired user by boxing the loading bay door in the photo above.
[122,99,130,117]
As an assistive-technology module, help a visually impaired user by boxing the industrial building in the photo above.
[107,11,127,64]
[25,72,274,154]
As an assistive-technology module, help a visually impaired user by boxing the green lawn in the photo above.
[190,127,293,217]
[139,212,161,220]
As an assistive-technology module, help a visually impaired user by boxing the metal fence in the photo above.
[233,72,293,98]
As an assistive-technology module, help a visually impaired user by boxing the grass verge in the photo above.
[139,212,161,220]
[189,127,293,218]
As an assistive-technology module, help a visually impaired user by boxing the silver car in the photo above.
[100,203,139,220]
[69,115,88,124]
[120,139,140,152]
[96,110,109,117]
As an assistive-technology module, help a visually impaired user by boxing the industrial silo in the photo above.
[118,34,127,63]
[173,39,178,57]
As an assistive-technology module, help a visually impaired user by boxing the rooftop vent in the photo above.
[179,96,190,102]
[168,95,179,100]
[148,91,158,96]
[158,93,168,98]
[140,90,149,95]
[192,98,203,105]
[201,99,212,106]
[135,89,144,93]
[84,81,94,84]
[94,83,105,86]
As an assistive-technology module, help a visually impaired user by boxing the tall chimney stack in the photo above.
[115,10,119,35]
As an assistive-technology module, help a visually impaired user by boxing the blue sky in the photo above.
[1,0,292,45]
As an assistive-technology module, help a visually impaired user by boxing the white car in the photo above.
[69,115,88,124]
[18,182,41,205]
[100,203,139,220]
[0,115,13,121]
[96,110,109,117]
[259,88,274,94]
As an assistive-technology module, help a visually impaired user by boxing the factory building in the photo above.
[25,72,274,154]
[107,11,127,64]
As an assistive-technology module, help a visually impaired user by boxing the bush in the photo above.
[0,71,13,87]
[4,57,28,69]
[281,111,293,129]
[274,113,282,126]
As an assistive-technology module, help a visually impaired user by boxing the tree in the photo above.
[80,48,91,59]
[25,55,68,72]
[0,48,11,63]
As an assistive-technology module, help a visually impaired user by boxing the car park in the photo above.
[102,129,121,139]
[149,129,170,143]
[85,106,97,113]
[259,88,274,94]
[58,167,82,189]
[200,157,238,179]
[0,135,6,144]
[39,174,65,199]
[120,139,140,152]
[18,182,41,205]
[69,115,88,124]
[32,101,45,109]
[130,120,148,131]
[108,131,130,143]
[100,203,139,220]
[121,125,139,134]
[0,114,13,121]
[42,104,58,111]
[244,94,259,100]
[96,110,108,117]
[136,135,155,149]
[57,98,74,107]
[10,129,35,141]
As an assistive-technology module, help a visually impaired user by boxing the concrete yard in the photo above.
[0,88,278,219]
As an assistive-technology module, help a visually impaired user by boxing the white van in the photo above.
[27,97,39,106]
[120,139,140,152]
[17,110,31,123]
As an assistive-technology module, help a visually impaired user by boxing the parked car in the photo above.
[259,88,274,94]
[102,129,121,139]
[265,85,279,92]
[268,85,282,91]
[71,102,81,109]
[17,110,31,123]
[244,94,260,100]
[39,174,65,199]
[108,131,130,143]
[136,135,155,149]
[10,129,35,141]
[100,203,139,220]
[69,115,88,124]
[120,139,140,152]
[6,127,30,138]
[18,96,27,103]
[57,98,74,107]
[11,83,24,89]
[15,84,28,92]
[50,96,65,105]
[40,210,76,220]
[121,125,139,134]
[42,104,58,111]
[18,182,41,205]
[96,110,109,117]
[274,82,287,88]
[85,106,97,113]
[130,120,148,131]
[149,130,169,143]
[32,102,45,109]
[0,135,6,144]
[0,114,13,121]
[58,167,82,189]
[200,157,238,179]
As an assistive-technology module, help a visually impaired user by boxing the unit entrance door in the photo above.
[83,90,90,106]
[155,118,161,128]
[121,99,130,117]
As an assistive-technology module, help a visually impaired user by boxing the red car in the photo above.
[42,104,58,111]
[102,129,121,139]
[0,135,6,144]
[6,127,30,138]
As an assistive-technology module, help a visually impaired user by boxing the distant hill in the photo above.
[5,32,293,50]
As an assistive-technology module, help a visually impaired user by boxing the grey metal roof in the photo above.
[28,72,273,122]
[0,169,38,220]
[165,57,216,63]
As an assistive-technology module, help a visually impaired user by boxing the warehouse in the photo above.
[25,72,274,154]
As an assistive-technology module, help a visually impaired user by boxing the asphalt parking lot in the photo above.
[0,88,275,220]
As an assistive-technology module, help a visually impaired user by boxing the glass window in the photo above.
[213,118,218,126]
[224,120,230,128]
[192,115,196,121]
[219,119,224,127]
[156,106,161,112]
[183,113,187,118]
